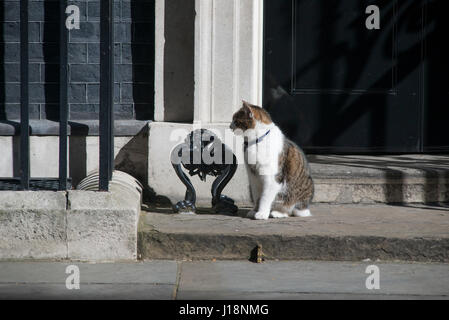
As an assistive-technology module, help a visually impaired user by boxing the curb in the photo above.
[138,230,449,263]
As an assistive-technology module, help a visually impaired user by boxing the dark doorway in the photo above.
[263,0,448,154]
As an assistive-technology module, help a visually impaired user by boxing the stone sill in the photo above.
[0,120,151,137]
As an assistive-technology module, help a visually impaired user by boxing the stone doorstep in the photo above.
[310,154,449,204]
[138,204,449,263]
[0,172,143,262]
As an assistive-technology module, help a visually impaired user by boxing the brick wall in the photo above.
[0,0,155,121]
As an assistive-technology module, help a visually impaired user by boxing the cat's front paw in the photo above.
[253,211,270,220]
[270,211,289,219]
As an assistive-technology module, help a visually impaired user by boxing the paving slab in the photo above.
[0,284,174,300]
[0,261,447,300]
[0,261,178,284]
[0,261,178,300]
[139,204,449,262]
[177,292,448,300]
[177,261,449,299]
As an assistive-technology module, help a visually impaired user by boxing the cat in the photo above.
[230,101,314,220]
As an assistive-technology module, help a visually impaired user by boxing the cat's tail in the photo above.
[293,208,312,217]
[293,201,312,217]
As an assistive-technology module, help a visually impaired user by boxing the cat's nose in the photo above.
[230,122,236,130]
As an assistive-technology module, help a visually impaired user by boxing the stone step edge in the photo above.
[137,230,449,263]
[313,177,449,184]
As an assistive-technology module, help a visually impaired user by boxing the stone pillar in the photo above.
[194,0,264,124]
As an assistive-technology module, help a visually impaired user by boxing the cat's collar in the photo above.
[244,130,271,151]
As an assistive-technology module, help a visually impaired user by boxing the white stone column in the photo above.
[194,0,264,124]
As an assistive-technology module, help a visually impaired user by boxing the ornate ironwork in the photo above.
[171,129,238,214]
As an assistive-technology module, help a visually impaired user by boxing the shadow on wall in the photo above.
[114,126,148,187]
[68,135,87,187]
[68,125,148,187]
[130,0,156,120]
[162,0,195,122]
[114,125,171,205]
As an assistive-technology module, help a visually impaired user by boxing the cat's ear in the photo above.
[242,100,254,118]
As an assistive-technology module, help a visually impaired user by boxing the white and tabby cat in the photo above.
[230,101,314,220]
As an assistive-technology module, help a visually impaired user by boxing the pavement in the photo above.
[139,204,449,262]
[0,261,448,300]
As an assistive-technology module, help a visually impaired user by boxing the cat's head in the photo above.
[230,101,272,135]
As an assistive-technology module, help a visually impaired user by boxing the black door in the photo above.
[264,0,449,153]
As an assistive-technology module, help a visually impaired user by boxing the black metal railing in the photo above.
[59,0,69,191]
[99,0,115,191]
[0,0,115,192]
[20,0,29,190]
